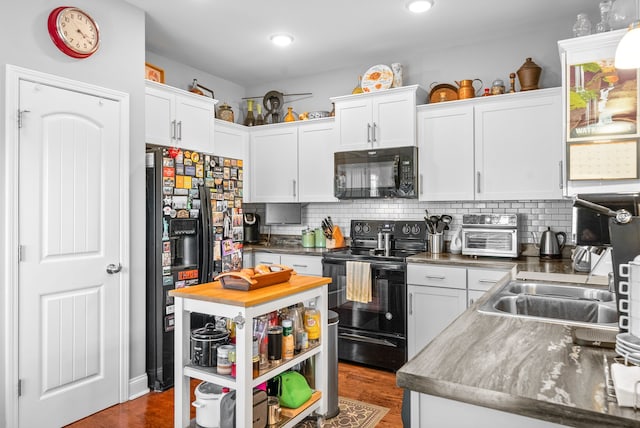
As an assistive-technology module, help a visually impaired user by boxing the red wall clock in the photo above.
[48,6,100,59]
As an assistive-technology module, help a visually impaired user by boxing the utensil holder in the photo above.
[428,233,444,254]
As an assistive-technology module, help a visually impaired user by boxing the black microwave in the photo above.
[334,146,418,199]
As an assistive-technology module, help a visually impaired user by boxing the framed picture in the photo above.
[190,79,214,99]
[566,58,638,142]
[145,62,165,83]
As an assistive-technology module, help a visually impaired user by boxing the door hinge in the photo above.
[18,109,30,128]
[18,379,22,397]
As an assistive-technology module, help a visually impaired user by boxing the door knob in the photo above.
[106,263,122,274]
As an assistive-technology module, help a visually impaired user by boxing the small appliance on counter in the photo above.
[243,212,260,244]
[533,227,566,259]
[461,213,519,258]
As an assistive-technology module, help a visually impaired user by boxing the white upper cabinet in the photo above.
[213,119,247,160]
[145,81,216,154]
[297,119,338,202]
[474,89,564,200]
[558,29,640,196]
[418,103,475,201]
[331,85,427,151]
[418,88,564,201]
[249,125,299,203]
[248,119,337,203]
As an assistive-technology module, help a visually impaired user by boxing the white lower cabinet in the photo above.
[407,284,466,358]
[407,264,467,359]
[407,263,512,427]
[252,252,322,276]
[467,267,511,307]
[414,393,568,427]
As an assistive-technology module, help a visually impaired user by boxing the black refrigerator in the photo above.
[145,145,244,391]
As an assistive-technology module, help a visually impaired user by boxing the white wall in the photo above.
[240,15,578,123]
[146,51,247,121]
[0,1,146,425]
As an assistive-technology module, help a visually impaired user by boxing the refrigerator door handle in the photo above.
[198,184,213,283]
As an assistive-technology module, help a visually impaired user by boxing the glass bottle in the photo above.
[281,319,294,360]
[572,13,592,37]
[243,99,255,127]
[255,103,265,126]
[596,0,612,33]
[284,106,296,122]
[352,75,364,94]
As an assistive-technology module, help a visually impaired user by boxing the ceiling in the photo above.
[124,0,601,87]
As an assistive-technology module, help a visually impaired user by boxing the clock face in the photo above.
[48,7,100,58]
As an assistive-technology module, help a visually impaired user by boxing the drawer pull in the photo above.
[292,264,308,268]
[478,279,497,284]
[425,275,445,280]
[258,261,274,265]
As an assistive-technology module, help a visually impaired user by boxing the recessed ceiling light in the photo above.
[406,0,434,13]
[270,33,294,47]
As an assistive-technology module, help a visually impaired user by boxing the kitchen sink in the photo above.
[478,280,618,328]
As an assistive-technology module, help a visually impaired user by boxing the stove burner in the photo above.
[324,219,427,262]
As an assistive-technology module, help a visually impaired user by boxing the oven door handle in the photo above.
[339,332,398,348]
[323,259,406,272]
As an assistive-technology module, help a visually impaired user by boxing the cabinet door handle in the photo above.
[409,292,413,315]
[419,174,423,195]
[558,160,563,189]
[476,171,481,194]
[425,275,445,280]
[367,123,372,143]
[177,121,183,141]
[293,180,297,197]
[171,120,176,140]
[372,122,377,143]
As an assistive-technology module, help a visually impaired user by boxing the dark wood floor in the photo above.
[66,362,403,427]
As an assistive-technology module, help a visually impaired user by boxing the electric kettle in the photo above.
[532,227,566,259]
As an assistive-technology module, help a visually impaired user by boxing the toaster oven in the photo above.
[461,213,519,258]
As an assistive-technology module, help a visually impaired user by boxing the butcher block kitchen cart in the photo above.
[170,275,330,427]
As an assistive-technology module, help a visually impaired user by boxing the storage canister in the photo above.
[301,227,315,248]
[216,344,235,375]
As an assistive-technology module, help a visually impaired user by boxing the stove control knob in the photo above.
[385,312,393,321]
[362,224,370,233]
[412,224,421,234]
[402,224,410,234]
[354,223,362,233]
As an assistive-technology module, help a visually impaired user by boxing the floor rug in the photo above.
[295,396,389,428]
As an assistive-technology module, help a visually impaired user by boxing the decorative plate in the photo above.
[429,83,459,103]
[361,64,393,92]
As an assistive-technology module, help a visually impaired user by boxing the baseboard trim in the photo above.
[128,374,150,400]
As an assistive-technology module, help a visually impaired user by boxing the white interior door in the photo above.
[17,80,122,427]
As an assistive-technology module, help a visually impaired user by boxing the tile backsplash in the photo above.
[244,199,575,245]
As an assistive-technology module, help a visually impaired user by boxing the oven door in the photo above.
[461,227,519,258]
[322,258,406,336]
[322,257,407,370]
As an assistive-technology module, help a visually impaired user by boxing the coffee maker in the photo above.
[243,212,260,244]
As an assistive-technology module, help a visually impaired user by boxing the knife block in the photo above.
[326,226,345,249]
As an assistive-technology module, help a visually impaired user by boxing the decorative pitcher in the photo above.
[455,79,483,99]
